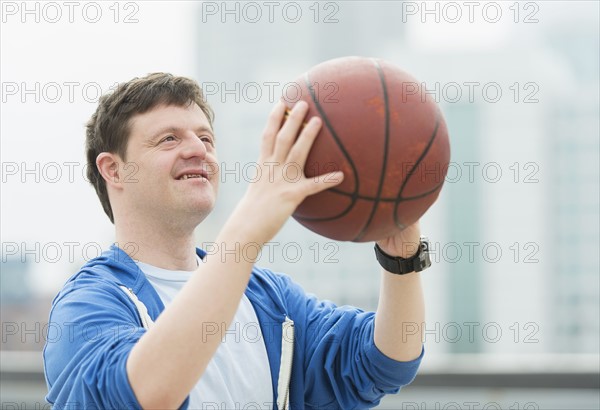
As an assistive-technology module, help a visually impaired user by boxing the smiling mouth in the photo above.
[177,174,208,181]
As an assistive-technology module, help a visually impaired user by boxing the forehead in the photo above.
[129,103,212,138]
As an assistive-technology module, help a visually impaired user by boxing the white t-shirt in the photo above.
[136,259,273,410]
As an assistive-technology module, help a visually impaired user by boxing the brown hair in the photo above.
[85,73,214,223]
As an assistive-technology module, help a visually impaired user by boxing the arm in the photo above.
[44,280,149,409]
[272,268,423,408]
[126,101,344,409]
[373,222,425,362]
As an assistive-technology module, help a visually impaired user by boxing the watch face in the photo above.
[418,241,432,271]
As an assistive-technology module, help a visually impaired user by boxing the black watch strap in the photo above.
[374,237,431,274]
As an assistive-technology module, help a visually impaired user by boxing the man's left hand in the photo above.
[376,221,421,259]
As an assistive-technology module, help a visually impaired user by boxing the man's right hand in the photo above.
[232,100,344,247]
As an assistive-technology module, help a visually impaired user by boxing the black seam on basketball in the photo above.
[294,179,444,222]
[304,72,359,220]
[326,185,443,202]
[401,178,445,201]
[394,112,440,229]
[353,59,390,242]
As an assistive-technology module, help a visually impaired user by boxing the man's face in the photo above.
[120,103,219,226]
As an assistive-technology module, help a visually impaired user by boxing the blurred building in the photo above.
[545,20,600,353]
[1,256,52,351]
[1,258,30,303]
[194,1,600,358]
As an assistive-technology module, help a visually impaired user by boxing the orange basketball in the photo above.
[284,56,451,242]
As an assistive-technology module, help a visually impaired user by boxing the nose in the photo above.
[180,132,207,160]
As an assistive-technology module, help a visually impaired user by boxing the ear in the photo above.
[96,152,124,191]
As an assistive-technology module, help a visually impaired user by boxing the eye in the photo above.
[161,135,177,143]
[199,135,214,146]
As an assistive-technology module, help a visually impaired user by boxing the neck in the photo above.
[114,213,199,271]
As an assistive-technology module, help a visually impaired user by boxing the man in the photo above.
[43,73,426,409]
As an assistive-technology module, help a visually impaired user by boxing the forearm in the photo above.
[126,205,263,409]
[373,269,425,362]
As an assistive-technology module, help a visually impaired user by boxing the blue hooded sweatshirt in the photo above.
[43,244,423,409]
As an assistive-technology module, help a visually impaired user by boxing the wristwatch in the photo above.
[374,237,431,274]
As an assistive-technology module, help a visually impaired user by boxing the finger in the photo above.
[287,116,322,166]
[260,101,287,159]
[272,101,309,161]
[303,171,344,196]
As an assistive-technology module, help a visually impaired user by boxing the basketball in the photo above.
[284,56,451,242]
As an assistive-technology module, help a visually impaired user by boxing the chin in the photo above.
[187,199,216,217]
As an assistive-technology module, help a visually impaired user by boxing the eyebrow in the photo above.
[148,125,215,142]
